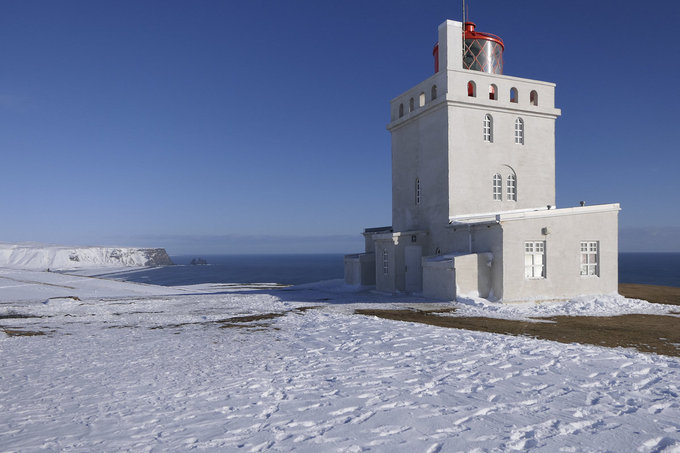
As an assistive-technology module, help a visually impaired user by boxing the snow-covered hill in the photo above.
[0,243,173,270]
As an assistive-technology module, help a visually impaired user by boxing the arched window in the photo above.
[431,85,437,100]
[415,178,421,205]
[489,84,497,100]
[409,97,415,112]
[530,90,538,106]
[510,87,518,103]
[483,114,493,142]
[467,81,476,97]
[507,174,517,201]
[419,92,425,107]
[399,103,404,118]
[493,174,502,200]
[514,117,524,145]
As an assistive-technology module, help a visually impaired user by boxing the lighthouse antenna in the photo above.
[461,0,466,60]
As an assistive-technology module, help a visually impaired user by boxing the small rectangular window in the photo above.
[493,174,502,200]
[580,241,599,276]
[514,118,524,145]
[507,175,517,201]
[483,115,493,142]
[382,249,389,275]
[415,179,421,205]
[525,241,545,279]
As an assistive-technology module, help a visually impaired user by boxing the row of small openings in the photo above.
[398,85,438,118]
[468,81,538,106]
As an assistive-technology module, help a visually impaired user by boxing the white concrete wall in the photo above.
[374,239,396,293]
[446,70,560,217]
[373,232,429,293]
[439,20,463,72]
[454,253,493,299]
[442,224,504,299]
[422,252,493,301]
[343,253,376,286]
[445,70,560,113]
[500,205,619,302]
[390,104,449,234]
[344,255,361,285]
[423,256,455,300]
[390,72,445,123]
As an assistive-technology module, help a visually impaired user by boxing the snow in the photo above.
[1,270,680,452]
[0,242,172,270]
[453,293,680,320]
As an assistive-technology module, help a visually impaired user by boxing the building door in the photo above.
[405,246,422,293]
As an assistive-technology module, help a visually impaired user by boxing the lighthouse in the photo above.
[344,19,620,303]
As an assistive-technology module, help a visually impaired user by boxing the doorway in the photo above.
[405,246,422,293]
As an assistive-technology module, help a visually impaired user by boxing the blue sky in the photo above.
[1,0,678,254]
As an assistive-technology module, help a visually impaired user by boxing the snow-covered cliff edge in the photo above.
[0,243,174,270]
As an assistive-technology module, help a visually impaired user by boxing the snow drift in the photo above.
[0,243,173,270]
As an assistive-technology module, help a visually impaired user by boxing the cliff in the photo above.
[0,243,174,270]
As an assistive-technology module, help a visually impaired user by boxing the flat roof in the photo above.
[449,203,620,226]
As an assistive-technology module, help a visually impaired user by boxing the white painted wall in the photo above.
[499,205,620,302]
[343,253,376,286]
[422,256,455,300]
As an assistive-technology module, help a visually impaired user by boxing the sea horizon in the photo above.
[100,252,680,289]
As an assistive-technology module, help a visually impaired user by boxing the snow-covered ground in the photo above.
[0,242,172,270]
[1,270,680,452]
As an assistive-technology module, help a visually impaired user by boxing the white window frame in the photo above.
[525,241,545,279]
[483,114,493,142]
[580,241,599,277]
[507,174,517,201]
[493,174,502,200]
[382,249,389,275]
[514,117,524,145]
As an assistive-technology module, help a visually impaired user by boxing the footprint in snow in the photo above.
[425,442,443,453]
[638,436,678,453]
[329,406,358,416]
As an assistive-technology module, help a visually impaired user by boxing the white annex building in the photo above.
[344,19,620,302]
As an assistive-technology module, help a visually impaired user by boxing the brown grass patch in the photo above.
[150,307,324,331]
[149,311,290,331]
[294,305,323,313]
[217,312,285,328]
[1,328,47,337]
[0,312,44,320]
[356,309,680,357]
[619,284,680,306]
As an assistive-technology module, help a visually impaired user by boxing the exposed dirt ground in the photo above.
[356,284,680,357]
[619,283,680,307]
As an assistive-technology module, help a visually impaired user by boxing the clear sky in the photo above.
[1,0,678,254]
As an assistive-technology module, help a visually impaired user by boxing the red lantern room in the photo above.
[433,21,504,74]
[462,22,504,74]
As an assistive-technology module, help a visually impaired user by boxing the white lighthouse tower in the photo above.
[345,19,620,303]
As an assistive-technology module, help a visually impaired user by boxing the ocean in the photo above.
[619,253,680,287]
[109,253,680,288]
[109,254,346,287]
